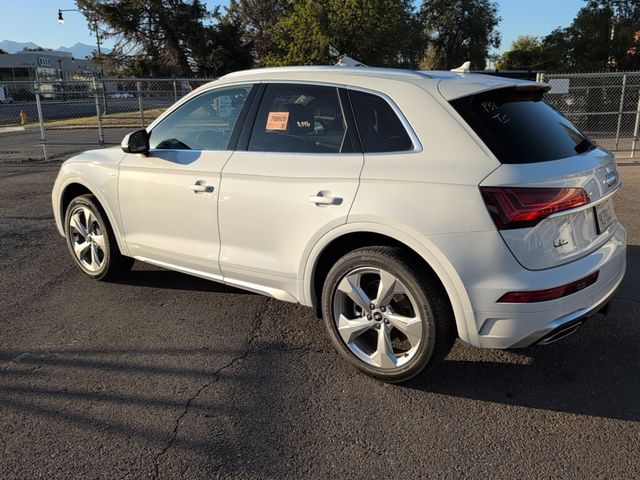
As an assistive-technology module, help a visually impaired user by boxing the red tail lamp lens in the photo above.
[480,187,590,230]
[498,271,599,303]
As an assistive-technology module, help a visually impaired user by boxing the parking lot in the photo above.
[0,160,639,479]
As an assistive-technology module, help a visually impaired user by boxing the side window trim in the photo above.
[236,83,266,151]
[147,82,255,152]
[225,83,260,151]
[346,86,422,154]
[338,87,363,154]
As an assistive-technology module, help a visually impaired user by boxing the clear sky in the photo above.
[0,0,585,54]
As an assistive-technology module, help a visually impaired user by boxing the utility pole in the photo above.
[58,9,108,112]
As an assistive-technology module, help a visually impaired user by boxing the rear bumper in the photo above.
[428,223,627,349]
[511,273,621,347]
[477,225,626,348]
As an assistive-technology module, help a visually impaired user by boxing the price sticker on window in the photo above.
[266,112,289,131]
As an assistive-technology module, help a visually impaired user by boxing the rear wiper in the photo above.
[574,138,595,154]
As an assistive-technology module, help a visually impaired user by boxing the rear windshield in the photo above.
[450,87,595,164]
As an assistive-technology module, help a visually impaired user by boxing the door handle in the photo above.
[309,192,343,206]
[191,181,214,193]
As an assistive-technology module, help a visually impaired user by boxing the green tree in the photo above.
[540,0,640,72]
[226,0,291,66]
[496,35,546,69]
[539,28,574,71]
[76,0,253,76]
[420,0,501,70]
[191,14,255,76]
[265,0,425,67]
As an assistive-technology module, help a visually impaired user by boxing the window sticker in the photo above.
[266,111,289,131]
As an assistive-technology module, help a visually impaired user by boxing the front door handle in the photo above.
[191,181,214,193]
[309,192,343,206]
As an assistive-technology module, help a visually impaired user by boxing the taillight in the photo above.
[480,186,590,230]
[497,271,599,303]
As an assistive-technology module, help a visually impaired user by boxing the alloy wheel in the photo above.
[68,206,106,272]
[332,267,423,369]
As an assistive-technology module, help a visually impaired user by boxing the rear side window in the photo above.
[349,90,413,153]
[451,88,594,164]
[248,83,349,153]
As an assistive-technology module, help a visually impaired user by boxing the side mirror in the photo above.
[121,129,149,154]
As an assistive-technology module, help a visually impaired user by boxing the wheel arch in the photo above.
[56,178,129,257]
[301,223,475,345]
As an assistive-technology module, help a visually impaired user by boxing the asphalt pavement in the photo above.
[0,162,639,479]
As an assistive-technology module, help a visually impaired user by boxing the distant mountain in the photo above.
[57,42,111,59]
[0,40,42,53]
[0,40,111,58]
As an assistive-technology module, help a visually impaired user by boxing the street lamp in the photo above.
[57,9,104,79]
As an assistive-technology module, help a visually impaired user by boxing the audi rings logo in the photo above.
[38,57,52,67]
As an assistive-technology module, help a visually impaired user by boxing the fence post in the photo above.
[137,81,145,128]
[631,90,640,159]
[173,79,178,103]
[536,72,544,83]
[93,78,104,145]
[34,81,48,161]
[615,74,627,151]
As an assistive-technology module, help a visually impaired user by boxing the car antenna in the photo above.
[335,56,367,67]
[450,61,471,73]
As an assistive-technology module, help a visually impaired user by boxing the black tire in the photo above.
[321,246,456,383]
[64,194,134,281]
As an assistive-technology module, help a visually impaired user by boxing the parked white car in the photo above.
[52,66,627,382]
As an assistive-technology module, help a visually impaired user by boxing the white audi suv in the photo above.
[52,66,627,382]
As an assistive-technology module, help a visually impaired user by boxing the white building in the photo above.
[0,50,98,82]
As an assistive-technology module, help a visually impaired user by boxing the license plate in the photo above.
[594,200,614,234]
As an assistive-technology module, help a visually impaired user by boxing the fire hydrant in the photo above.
[20,110,28,125]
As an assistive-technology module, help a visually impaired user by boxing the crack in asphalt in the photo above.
[0,260,75,313]
[151,305,267,479]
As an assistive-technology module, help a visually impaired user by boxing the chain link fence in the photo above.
[540,72,640,159]
[0,78,213,162]
[1,73,640,162]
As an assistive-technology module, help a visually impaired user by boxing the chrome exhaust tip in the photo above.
[538,321,585,345]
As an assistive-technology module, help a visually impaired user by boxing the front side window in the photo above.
[248,84,349,153]
[149,85,252,151]
[349,90,413,153]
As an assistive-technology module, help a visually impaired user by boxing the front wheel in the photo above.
[64,194,134,281]
[321,246,456,383]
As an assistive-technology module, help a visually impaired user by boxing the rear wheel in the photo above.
[321,246,455,383]
[64,194,134,281]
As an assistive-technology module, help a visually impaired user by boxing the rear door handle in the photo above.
[191,181,214,193]
[309,193,343,206]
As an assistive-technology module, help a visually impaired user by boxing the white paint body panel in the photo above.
[118,149,228,276]
[51,66,627,350]
[481,149,621,270]
[219,150,363,301]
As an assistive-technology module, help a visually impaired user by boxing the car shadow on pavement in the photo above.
[404,244,640,422]
[113,264,254,295]
[0,340,301,477]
